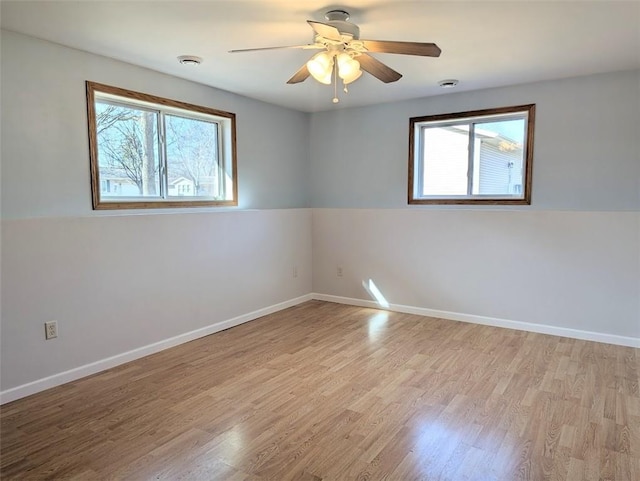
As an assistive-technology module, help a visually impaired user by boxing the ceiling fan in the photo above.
[229,10,441,102]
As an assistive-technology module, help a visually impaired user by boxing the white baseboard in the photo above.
[3,292,637,404]
[312,293,640,349]
[0,294,314,405]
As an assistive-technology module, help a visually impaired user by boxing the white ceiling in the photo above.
[2,1,639,112]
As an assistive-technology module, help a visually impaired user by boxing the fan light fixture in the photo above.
[307,51,362,86]
[306,51,362,102]
[307,52,334,84]
[336,53,361,84]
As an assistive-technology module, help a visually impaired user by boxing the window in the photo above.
[409,104,535,204]
[86,81,237,209]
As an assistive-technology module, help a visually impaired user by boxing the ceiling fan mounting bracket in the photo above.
[323,9,360,40]
[325,10,350,22]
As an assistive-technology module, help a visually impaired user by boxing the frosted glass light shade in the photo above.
[307,52,334,85]
[337,53,361,84]
[343,69,362,84]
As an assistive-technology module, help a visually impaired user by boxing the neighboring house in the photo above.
[100,175,139,196]
[100,175,220,197]
[168,175,220,197]
[477,137,524,195]
[168,176,195,196]
[423,127,523,196]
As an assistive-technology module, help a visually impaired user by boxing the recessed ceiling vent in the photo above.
[178,55,203,66]
[438,79,459,88]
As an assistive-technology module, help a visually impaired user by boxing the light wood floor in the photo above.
[1,301,639,480]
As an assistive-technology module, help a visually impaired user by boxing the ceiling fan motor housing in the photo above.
[325,10,360,40]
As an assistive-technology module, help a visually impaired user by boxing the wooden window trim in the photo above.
[408,104,535,205]
[86,81,238,210]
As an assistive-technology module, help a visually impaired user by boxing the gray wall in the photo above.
[309,70,640,211]
[0,30,312,394]
[1,30,311,220]
[310,70,640,340]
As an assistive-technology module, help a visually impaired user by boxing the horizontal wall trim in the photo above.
[0,294,314,405]
[311,293,640,348]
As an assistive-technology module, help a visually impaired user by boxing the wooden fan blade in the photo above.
[361,40,441,57]
[307,20,342,41]
[287,64,310,84]
[229,44,323,53]
[357,54,402,83]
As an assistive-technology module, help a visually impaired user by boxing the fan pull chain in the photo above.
[332,61,339,103]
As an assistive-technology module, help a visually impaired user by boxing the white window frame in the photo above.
[87,81,238,210]
[409,104,535,205]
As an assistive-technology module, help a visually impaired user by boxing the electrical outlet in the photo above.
[45,321,58,340]
[293,265,298,278]
[337,266,343,277]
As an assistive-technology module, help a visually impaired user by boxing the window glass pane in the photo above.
[95,101,160,197]
[472,119,525,196]
[165,114,220,199]
[422,126,469,196]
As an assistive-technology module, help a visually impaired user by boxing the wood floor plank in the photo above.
[1,300,639,480]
